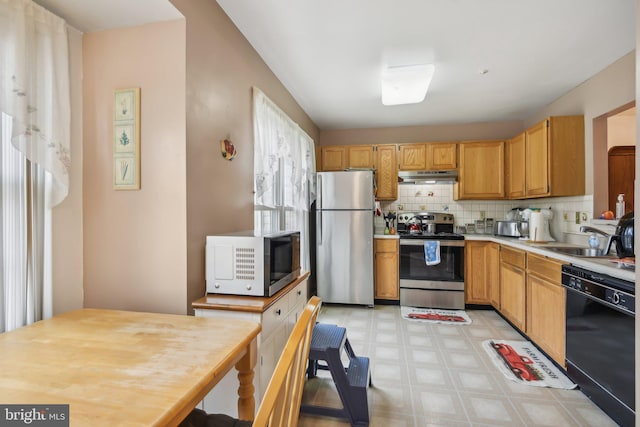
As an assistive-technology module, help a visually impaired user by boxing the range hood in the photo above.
[398,170,458,184]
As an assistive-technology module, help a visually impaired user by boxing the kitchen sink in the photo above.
[546,246,613,258]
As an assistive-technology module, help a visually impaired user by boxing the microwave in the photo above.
[205,230,301,297]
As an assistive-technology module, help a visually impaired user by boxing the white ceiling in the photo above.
[33,0,635,131]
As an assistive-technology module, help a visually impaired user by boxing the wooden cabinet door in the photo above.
[398,144,427,170]
[505,133,526,199]
[525,120,550,197]
[348,145,374,169]
[426,142,457,170]
[464,241,491,304]
[320,146,347,171]
[456,140,505,199]
[374,144,398,200]
[488,243,500,309]
[374,239,399,300]
[526,273,566,366]
[499,247,526,331]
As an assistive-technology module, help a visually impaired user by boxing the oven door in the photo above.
[565,286,635,425]
[399,239,464,283]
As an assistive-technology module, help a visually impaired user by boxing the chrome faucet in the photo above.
[579,226,617,255]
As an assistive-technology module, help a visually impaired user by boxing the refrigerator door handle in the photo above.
[317,212,322,244]
[317,174,322,210]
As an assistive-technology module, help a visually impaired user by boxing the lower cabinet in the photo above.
[464,241,499,305]
[193,276,309,417]
[526,253,566,367]
[499,246,526,331]
[374,238,399,300]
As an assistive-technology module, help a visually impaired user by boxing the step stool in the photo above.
[301,323,372,427]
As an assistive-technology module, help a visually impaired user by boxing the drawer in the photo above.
[375,239,398,253]
[288,280,307,313]
[501,246,526,269]
[261,295,289,340]
[527,253,564,284]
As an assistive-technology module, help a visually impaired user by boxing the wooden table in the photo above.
[0,308,261,426]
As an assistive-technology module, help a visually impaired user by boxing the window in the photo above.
[253,88,315,271]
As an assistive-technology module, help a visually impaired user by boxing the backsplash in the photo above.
[377,184,596,241]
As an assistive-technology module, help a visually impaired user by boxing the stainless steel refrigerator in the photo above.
[315,170,375,305]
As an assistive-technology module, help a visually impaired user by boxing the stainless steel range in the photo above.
[397,212,465,309]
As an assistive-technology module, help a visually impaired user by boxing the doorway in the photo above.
[592,101,636,216]
[608,145,635,215]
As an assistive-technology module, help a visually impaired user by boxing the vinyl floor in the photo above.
[298,304,620,427]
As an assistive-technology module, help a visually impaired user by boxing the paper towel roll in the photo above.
[529,211,545,242]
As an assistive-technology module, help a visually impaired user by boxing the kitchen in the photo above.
[3,0,638,426]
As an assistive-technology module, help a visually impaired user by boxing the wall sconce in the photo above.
[220,138,237,160]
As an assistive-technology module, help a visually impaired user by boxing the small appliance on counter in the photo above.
[522,208,554,242]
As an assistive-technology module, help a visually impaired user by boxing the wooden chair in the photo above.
[180,296,322,427]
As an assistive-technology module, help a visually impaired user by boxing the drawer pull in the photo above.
[297,290,302,296]
[276,309,282,316]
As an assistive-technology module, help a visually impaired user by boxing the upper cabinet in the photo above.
[320,146,347,171]
[398,142,457,171]
[455,140,505,200]
[505,133,526,199]
[426,142,457,170]
[507,115,584,199]
[348,145,375,169]
[374,144,398,200]
[398,144,427,170]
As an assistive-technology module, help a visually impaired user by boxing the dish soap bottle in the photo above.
[588,233,599,250]
[616,194,625,219]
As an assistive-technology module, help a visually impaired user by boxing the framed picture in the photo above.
[113,88,140,190]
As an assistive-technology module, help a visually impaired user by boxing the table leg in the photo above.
[236,337,258,420]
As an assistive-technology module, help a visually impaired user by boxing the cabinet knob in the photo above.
[297,290,302,296]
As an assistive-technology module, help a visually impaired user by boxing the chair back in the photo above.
[252,296,322,427]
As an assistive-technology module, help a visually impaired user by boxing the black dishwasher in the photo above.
[562,264,635,427]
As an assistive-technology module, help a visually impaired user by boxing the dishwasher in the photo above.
[561,264,635,427]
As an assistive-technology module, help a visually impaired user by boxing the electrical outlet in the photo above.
[398,204,404,211]
[575,212,580,224]
[479,211,486,220]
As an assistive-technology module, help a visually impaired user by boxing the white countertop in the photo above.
[464,234,635,283]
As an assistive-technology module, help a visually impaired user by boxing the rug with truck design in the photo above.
[483,339,576,389]
[401,307,472,325]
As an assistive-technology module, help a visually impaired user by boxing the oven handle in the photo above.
[400,239,464,247]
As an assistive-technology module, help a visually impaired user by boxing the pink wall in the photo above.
[82,20,188,314]
[169,0,319,311]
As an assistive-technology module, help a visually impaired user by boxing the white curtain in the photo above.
[253,88,316,271]
[0,0,71,208]
[0,0,67,332]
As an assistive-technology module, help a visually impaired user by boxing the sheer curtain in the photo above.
[0,0,69,332]
[253,88,316,272]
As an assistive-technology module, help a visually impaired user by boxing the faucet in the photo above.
[579,226,617,255]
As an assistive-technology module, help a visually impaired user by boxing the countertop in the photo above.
[374,234,400,239]
[464,234,635,282]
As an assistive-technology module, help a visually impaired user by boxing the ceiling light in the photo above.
[381,64,435,106]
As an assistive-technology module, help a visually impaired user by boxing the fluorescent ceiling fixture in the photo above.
[381,64,435,106]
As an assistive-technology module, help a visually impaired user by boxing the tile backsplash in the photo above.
[377,183,596,242]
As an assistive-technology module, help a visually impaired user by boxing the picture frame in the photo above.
[113,88,140,190]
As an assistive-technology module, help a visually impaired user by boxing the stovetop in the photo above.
[397,231,465,240]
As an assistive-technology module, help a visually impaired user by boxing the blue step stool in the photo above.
[301,323,372,427]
